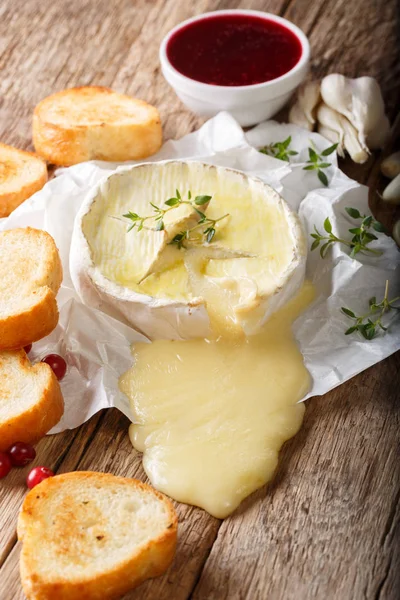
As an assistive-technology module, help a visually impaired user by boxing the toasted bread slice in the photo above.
[0,227,63,350]
[0,349,64,451]
[18,472,178,600]
[0,143,47,217]
[33,86,163,166]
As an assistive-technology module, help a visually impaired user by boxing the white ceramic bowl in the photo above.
[160,10,310,127]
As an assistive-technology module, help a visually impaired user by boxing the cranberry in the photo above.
[0,452,12,479]
[27,466,54,489]
[8,442,36,467]
[24,344,32,354]
[41,354,67,381]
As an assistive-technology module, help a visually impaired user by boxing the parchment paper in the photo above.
[1,112,398,433]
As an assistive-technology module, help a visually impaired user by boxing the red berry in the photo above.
[24,344,32,354]
[41,354,67,381]
[27,466,54,489]
[8,442,36,467]
[0,452,12,479]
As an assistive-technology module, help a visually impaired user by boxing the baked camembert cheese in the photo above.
[70,161,306,339]
[71,160,312,518]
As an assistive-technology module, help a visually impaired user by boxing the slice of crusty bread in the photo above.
[0,349,64,451]
[33,86,163,166]
[18,472,178,600]
[0,227,63,350]
[0,143,47,217]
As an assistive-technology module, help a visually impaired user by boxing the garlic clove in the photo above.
[382,173,400,204]
[288,81,321,131]
[289,102,314,131]
[321,74,353,121]
[350,77,386,146]
[366,114,391,150]
[317,103,369,164]
[299,81,321,125]
[380,151,400,179]
[316,103,345,144]
[340,117,369,164]
[317,124,345,157]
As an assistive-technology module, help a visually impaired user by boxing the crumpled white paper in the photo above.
[1,112,399,433]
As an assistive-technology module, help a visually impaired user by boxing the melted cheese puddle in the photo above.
[119,282,314,518]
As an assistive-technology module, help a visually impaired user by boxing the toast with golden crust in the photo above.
[0,227,63,350]
[0,143,47,217]
[0,349,64,451]
[33,86,163,166]
[18,472,178,600]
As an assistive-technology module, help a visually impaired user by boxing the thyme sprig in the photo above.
[303,142,338,186]
[259,136,298,162]
[259,137,337,186]
[122,189,229,248]
[310,207,385,258]
[341,281,400,339]
[170,212,229,249]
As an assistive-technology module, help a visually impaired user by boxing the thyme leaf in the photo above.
[341,281,400,340]
[259,136,298,162]
[310,207,386,258]
[303,141,338,187]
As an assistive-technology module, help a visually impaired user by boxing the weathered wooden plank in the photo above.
[0,0,154,150]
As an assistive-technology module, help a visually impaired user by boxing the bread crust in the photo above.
[0,144,48,218]
[0,228,63,351]
[33,86,163,166]
[0,350,64,452]
[0,286,59,350]
[18,472,178,600]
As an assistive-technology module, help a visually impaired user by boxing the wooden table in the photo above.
[0,1,399,598]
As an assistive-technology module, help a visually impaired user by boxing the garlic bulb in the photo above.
[381,151,400,179]
[288,81,321,131]
[317,103,369,164]
[382,173,400,205]
[321,74,389,151]
[288,74,389,164]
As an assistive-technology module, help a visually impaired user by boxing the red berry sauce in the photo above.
[167,14,302,87]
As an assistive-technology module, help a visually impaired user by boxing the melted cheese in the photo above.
[119,282,314,518]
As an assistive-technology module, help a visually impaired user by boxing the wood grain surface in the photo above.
[0,1,399,599]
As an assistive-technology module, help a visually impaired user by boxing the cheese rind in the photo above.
[70,161,306,339]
